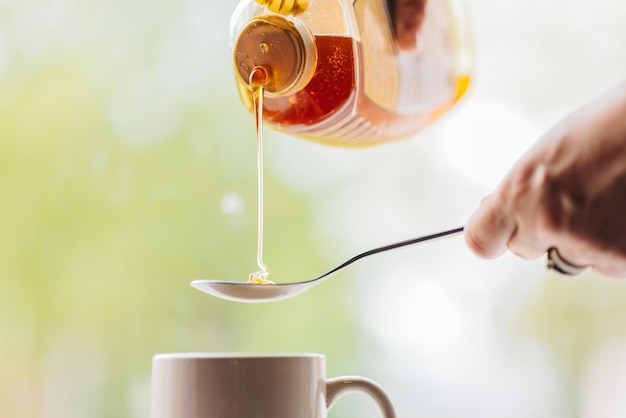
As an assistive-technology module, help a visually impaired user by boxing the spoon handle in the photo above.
[319,226,465,280]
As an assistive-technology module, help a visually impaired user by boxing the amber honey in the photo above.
[261,35,356,126]
[236,33,468,145]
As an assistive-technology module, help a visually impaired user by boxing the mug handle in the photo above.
[326,376,396,418]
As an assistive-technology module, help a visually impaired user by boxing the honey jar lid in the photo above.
[233,15,316,97]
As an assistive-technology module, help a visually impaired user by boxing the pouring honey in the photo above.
[230,0,471,283]
[231,0,471,146]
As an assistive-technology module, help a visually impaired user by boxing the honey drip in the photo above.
[248,66,275,285]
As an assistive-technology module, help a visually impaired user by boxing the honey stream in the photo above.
[248,66,274,284]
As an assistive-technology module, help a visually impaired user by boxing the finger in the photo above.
[583,251,626,279]
[506,229,550,260]
[465,194,517,259]
[395,0,426,51]
[592,264,626,279]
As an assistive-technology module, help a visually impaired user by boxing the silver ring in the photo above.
[546,247,588,276]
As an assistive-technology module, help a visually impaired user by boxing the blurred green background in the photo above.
[1,0,626,417]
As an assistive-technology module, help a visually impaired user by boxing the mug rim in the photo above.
[153,352,325,360]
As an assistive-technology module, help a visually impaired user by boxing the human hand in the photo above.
[465,80,626,278]
[394,0,426,51]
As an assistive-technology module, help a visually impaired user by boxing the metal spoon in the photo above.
[191,226,464,303]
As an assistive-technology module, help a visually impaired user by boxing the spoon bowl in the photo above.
[191,279,321,303]
[191,226,464,303]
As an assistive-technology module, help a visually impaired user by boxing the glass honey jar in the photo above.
[231,0,471,146]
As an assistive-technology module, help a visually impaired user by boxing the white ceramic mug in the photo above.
[151,353,396,418]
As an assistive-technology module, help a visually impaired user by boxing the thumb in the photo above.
[465,194,516,259]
